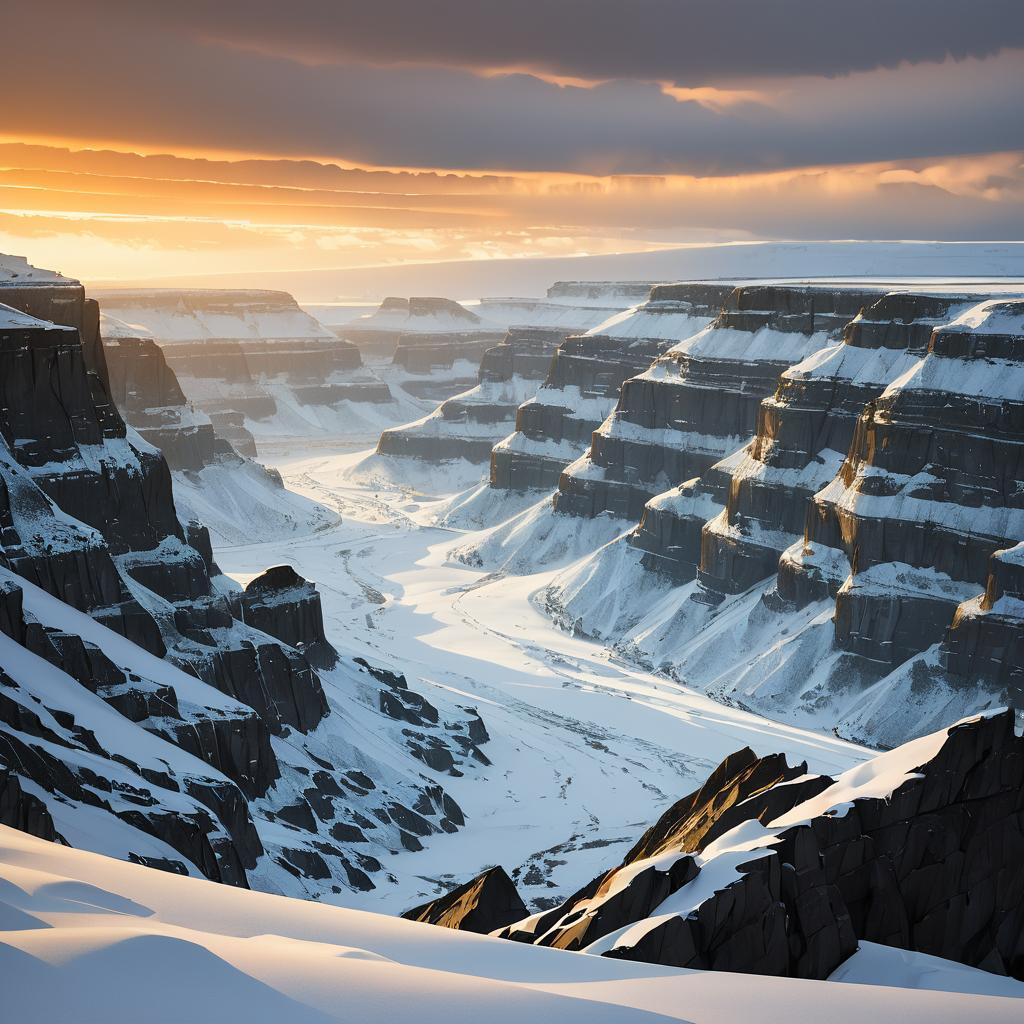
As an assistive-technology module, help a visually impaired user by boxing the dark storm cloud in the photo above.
[6,4,1023,175]
[50,0,1024,85]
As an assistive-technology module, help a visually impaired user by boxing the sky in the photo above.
[2,1,1023,287]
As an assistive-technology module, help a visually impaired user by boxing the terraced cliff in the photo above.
[96,289,395,451]
[351,284,648,496]
[555,284,880,524]
[549,289,1024,747]
[490,283,731,495]
[0,259,490,900]
[376,327,563,465]
[101,314,334,545]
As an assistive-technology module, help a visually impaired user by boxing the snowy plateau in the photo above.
[1,243,1024,1021]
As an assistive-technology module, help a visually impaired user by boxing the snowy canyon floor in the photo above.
[216,447,865,916]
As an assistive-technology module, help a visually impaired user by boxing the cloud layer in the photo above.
[51,1,1024,84]
[5,4,1022,175]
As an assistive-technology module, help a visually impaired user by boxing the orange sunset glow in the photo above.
[3,2,1022,295]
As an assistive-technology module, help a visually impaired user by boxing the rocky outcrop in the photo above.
[239,565,338,670]
[423,712,1024,981]
[339,297,505,405]
[837,542,1024,746]
[547,287,1023,751]
[100,313,337,546]
[805,299,1024,665]
[699,292,974,605]
[344,285,642,362]
[491,283,732,494]
[940,543,1024,695]
[402,865,528,933]
[102,316,235,472]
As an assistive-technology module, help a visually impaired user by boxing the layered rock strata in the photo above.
[795,299,1024,665]
[102,314,240,472]
[555,284,881,525]
[548,289,1023,749]
[837,542,1024,744]
[587,290,982,591]
[375,328,562,464]
[414,712,1024,981]
[238,565,338,670]
[96,289,392,451]
[341,297,504,403]
[490,283,733,494]
[699,292,978,604]
[100,314,333,545]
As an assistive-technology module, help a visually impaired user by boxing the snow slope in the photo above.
[2,825,1021,1023]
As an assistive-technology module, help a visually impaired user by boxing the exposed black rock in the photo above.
[376,328,564,465]
[0,259,480,898]
[402,865,528,933]
[96,288,392,455]
[700,292,974,604]
[240,564,338,670]
[808,300,1024,665]
[556,285,881,527]
[939,543,1024,696]
[476,713,1024,981]
[0,768,62,843]
[103,324,226,472]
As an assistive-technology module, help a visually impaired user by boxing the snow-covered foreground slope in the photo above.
[3,825,1021,1023]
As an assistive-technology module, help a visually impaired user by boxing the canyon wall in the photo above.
[547,288,1023,747]
[0,259,491,900]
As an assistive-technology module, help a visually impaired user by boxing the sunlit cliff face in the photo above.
[2,2,1022,283]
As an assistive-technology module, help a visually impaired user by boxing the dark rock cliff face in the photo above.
[939,543,1024,699]
[239,565,339,670]
[847,543,1024,743]
[548,288,1023,751]
[375,328,564,465]
[555,285,880,526]
[800,300,1024,667]
[490,283,732,494]
[104,330,235,473]
[417,712,1024,981]
[0,266,485,898]
[696,291,972,604]
[615,292,983,591]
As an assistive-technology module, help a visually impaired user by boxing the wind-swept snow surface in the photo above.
[2,826,1021,1023]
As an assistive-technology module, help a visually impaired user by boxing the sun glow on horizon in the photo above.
[0,135,1019,288]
